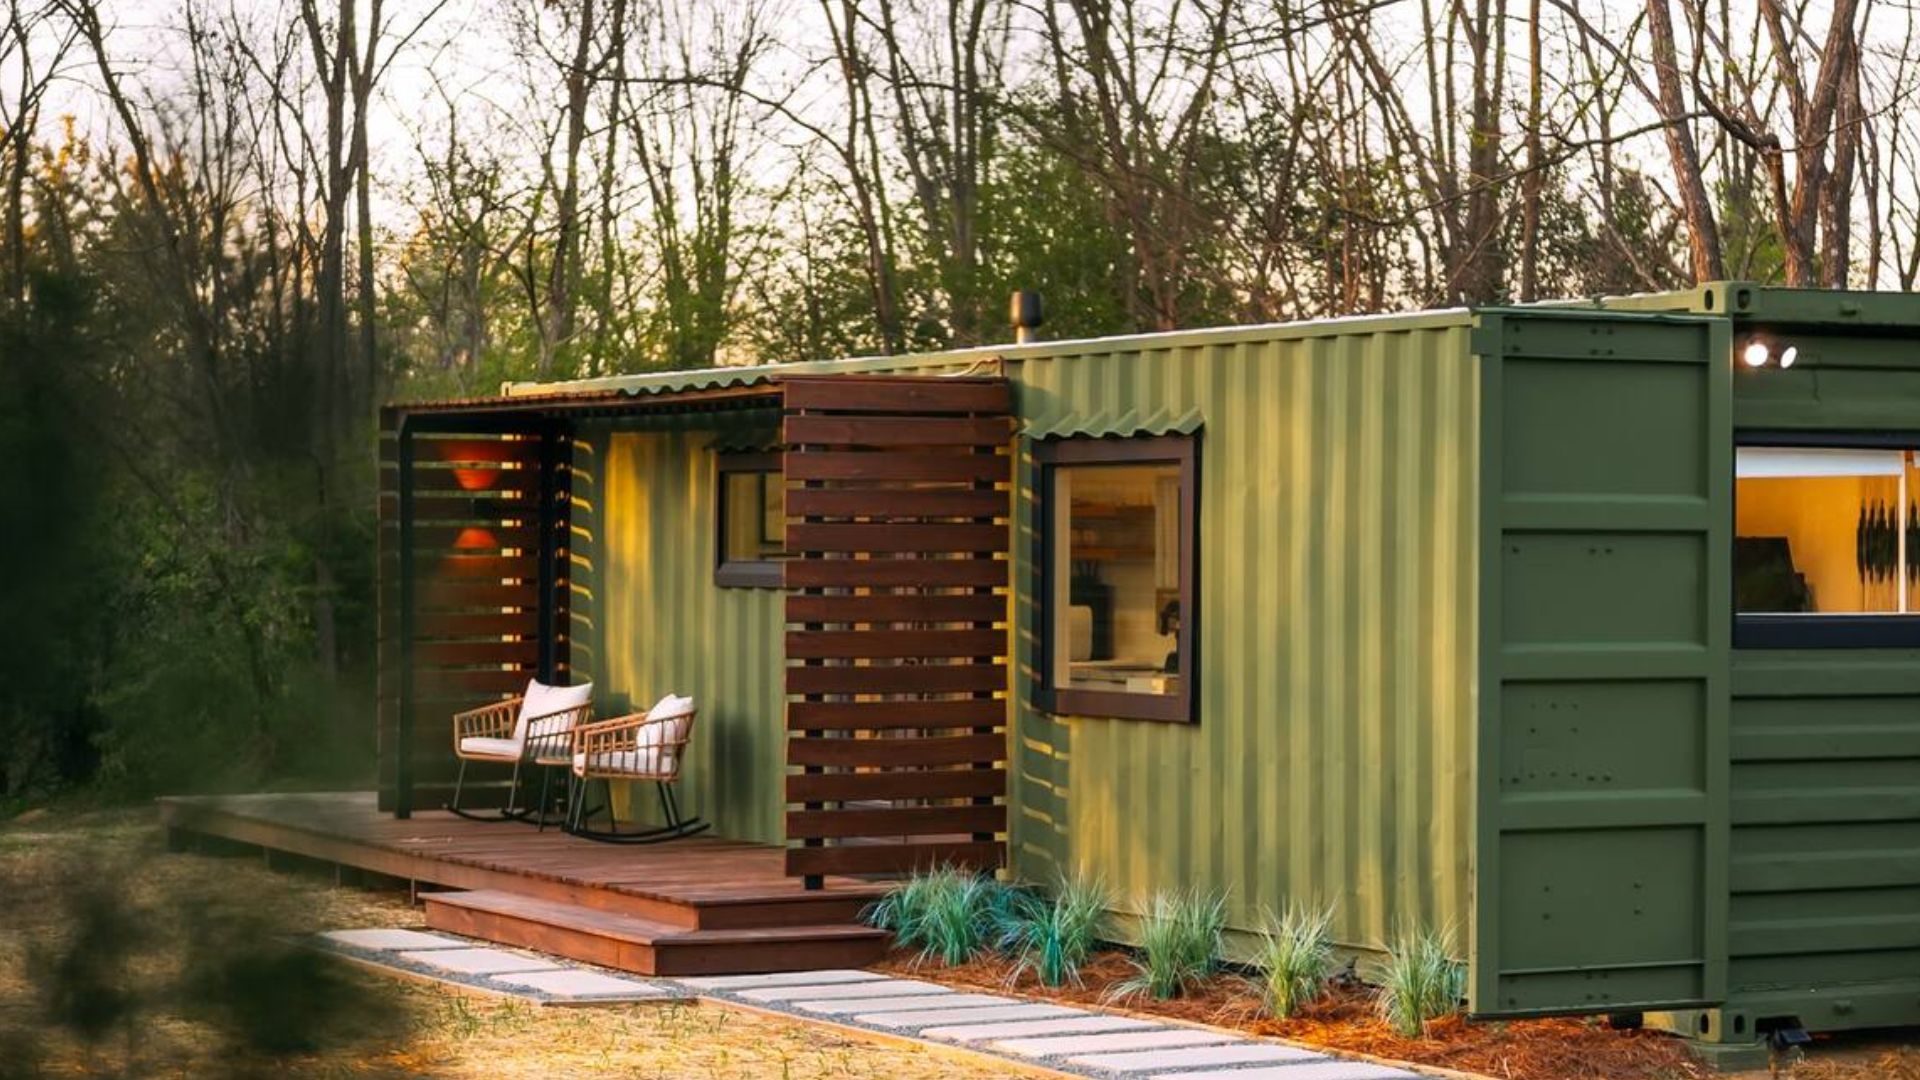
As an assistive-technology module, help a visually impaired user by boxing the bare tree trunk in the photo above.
[1646,0,1726,282]
[1519,0,1544,301]
[545,0,597,375]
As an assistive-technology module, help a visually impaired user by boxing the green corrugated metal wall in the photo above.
[1719,326,1920,1032]
[1004,315,1482,958]
[580,415,789,843]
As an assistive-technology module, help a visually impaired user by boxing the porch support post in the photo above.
[395,416,417,819]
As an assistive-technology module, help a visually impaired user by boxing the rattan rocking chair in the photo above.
[448,679,594,822]
[565,694,708,843]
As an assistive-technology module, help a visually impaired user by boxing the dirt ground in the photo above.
[0,808,1029,1080]
[877,948,1920,1080]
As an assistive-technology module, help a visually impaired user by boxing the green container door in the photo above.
[1471,310,1732,1017]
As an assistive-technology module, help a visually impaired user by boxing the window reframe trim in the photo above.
[1734,428,1920,649]
[1033,433,1199,723]
[715,450,785,589]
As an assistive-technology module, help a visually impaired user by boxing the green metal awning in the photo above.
[1022,406,1204,441]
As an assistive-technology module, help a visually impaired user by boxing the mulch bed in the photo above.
[876,948,1704,1080]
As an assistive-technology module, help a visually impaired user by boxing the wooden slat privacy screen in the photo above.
[377,413,573,814]
[781,376,1014,884]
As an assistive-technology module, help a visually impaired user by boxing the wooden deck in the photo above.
[158,791,891,975]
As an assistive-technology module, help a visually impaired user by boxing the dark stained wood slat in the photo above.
[784,558,1006,589]
[787,698,1005,731]
[786,768,1005,803]
[378,492,540,521]
[410,640,541,666]
[405,524,543,550]
[417,668,536,696]
[380,438,542,464]
[783,592,1006,625]
[784,662,1007,695]
[783,414,1011,447]
[781,376,1010,415]
[412,611,540,638]
[786,804,1006,840]
[416,581,539,608]
[786,628,1005,660]
[785,451,1008,484]
[786,522,1008,554]
[787,733,1006,768]
[418,554,535,580]
[785,840,1006,878]
[784,486,1009,520]
[407,468,539,494]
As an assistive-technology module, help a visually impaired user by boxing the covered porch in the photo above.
[234,368,1020,973]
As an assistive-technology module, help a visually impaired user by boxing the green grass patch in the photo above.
[1250,903,1335,1019]
[1374,926,1466,1036]
[997,873,1109,988]
[1109,888,1226,1001]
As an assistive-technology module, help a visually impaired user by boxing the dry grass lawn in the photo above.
[0,808,1029,1080]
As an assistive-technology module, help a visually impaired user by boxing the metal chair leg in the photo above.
[448,759,469,815]
[535,766,554,832]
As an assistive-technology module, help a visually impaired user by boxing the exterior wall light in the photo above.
[1779,345,1798,369]
[1742,341,1771,368]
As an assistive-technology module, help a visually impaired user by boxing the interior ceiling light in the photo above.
[1742,341,1771,368]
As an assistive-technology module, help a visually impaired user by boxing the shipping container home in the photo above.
[160,284,1916,1057]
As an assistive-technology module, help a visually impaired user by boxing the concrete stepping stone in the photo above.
[738,978,951,1003]
[679,969,884,991]
[857,1003,1086,1029]
[796,992,1013,1016]
[491,969,667,999]
[992,1028,1241,1058]
[1157,1063,1418,1080]
[1072,1042,1326,1071]
[921,1014,1158,1041]
[320,928,468,951]
[398,947,561,976]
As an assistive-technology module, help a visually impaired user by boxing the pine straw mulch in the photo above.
[877,947,1894,1080]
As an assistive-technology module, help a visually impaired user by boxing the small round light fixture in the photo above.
[1779,345,1798,369]
[1742,341,1771,368]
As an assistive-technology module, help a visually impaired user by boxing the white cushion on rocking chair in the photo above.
[512,677,595,748]
[571,694,693,777]
[459,736,523,759]
[572,746,669,776]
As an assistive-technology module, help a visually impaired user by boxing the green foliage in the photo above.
[997,873,1110,988]
[864,866,1017,967]
[1110,888,1227,1001]
[1251,903,1336,1019]
[1373,926,1467,1037]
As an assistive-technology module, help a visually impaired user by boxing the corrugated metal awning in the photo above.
[1023,406,1204,441]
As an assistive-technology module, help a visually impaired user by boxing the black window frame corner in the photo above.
[1032,432,1200,724]
[1733,430,1920,650]
[715,450,786,590]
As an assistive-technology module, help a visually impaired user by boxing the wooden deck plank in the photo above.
[158,791,886,921]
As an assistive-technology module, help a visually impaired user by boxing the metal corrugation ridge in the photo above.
[1023,405,1205,440]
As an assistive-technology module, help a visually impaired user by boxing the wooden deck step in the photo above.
[423,889,891,977]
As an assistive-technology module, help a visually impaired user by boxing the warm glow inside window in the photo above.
[1735,446,1920,615]
[1037,436,1196,722]
[716,453,784,586]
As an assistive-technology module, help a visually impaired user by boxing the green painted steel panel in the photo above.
[1471,309,1732,1018]
[1006,318,1483,962]
[578,414,789,842]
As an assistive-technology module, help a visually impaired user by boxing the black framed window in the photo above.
[1035,435,1197,722]
[716,452,785,588]
[1735,432,1920,648]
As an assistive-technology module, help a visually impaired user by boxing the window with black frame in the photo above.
[1734,438,1920,646]
[1036,435,1197,722]
[716,452,786,587]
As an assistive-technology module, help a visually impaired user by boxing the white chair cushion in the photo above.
[512,678,595,748]
[459,736,522,759]
[572,746,667,776]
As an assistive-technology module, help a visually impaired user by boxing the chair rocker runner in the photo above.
[566,694,708,843]
[449,678,594,822]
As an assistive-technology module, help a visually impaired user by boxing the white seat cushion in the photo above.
[459,736,522,759]
[513,678,595,748]
[572,747,668,776]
